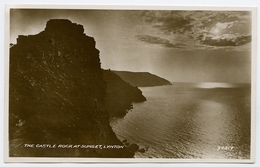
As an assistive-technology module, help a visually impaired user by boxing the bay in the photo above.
[110,82,251,159]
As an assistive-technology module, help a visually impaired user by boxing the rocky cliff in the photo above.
[103,70,146,117]
[9,19,136,157]
[112,71,172,87]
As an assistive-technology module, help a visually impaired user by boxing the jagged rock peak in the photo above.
[44,19,84,34]
[16,19,97,50]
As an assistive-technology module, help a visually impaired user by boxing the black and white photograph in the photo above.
[5,5,256,162]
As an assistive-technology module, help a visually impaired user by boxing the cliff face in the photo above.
[112,71,172,87]
[9,19,134,157]
[103,70,146,117]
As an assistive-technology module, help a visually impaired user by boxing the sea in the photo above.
[110,82,251,159]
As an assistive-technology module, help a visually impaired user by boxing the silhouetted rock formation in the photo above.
[112,71,172,87]
[103,70,146,117]
[9,19,135,157]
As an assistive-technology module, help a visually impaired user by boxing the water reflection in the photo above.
[192,99,229,159]
[196,82,236,89]
[110,83,251,159]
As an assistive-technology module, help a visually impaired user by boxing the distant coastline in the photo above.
[112,70,172,87]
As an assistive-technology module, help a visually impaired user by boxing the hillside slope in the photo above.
[103,70,146,117]
[112,71,172,87]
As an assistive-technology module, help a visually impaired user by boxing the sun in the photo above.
[211,28,220,35]
[213,28,219,34]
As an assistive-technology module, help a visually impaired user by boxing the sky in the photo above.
[10,9,252,83]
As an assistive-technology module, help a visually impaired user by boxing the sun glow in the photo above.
[211,28,220,35]
[196,82,236,89]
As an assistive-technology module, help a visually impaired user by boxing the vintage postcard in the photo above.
[5,5,256,163]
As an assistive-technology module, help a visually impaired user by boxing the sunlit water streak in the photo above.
[110,82,251,159]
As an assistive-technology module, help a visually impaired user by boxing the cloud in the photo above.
[215,22,235,29]
[136,35,186,48]
[198,12,251,30]
[141,11,194,34]
[199,34,251,46]
[141,11,250,35]
[139,11,251,50]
